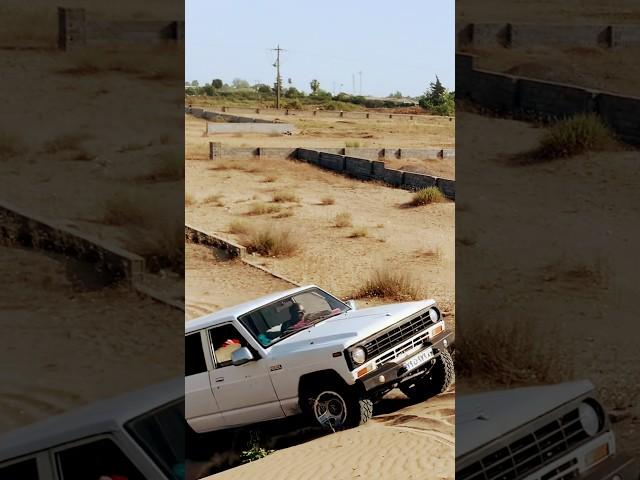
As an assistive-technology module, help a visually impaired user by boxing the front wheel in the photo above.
[306,388,373,430]
[400,349,454,401]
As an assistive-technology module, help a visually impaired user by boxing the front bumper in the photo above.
[358,329,454,392]
[581,453,639,480]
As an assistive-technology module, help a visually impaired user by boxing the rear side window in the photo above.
[0,458,38,480]
[56,437,144,480]
[186,333,207,376]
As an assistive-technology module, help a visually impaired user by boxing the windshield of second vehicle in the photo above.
[239,288,348,347]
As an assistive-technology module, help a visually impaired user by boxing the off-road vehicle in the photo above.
[456,381,639,480]
[185,285,454,432]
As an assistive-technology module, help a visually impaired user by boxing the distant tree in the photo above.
[254,83,272,94]
[310,79,320,94]
[190,80,199,87]
[232,78,250,89]
[419,76,454,116]
[389,91,403,98]
[284,87,303,98]
[185,81,189,86]
[211,78,223,89]
[202,84,214,96]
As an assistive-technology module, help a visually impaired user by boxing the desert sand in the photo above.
[202,390,454,480]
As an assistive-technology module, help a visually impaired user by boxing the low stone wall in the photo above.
[0,200,144,285]
[456,53,640,145]
[457,22,640,49]
[58,7,183,50]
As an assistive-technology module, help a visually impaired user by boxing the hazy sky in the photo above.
[186,0,454,97]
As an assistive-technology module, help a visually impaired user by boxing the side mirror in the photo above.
[231,347,254,366]
[346,299,357,311]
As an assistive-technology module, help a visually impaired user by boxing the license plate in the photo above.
[403,348,434,372]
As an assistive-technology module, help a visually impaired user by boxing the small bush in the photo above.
[244,226,299,257]
[411,187,444,206]
[272,191,299,203]
[320,196,335,205]
[246,202,281,215]
[530,113,617,160]
[349,227,369,238]
[334,212,353,228]
[354,268,421,301]
[345,140,360,148]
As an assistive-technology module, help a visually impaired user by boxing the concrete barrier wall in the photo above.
[456,53,640,145]
[318,153,346,172]
[344,156,373,180]
[208,143,453,160]
[185,225,246,258]
[58,7,183,50]
[456,22,640,49]
[207,123,296,135]
[0,200,144,285]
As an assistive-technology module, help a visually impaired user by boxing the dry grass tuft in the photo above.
[246,202,281,216]
[210,160,245,171]
[345,140,361,148]
[202,194,225,206]
[262,174,278,183]
[243,225,299,257]
[415,246,443,261]
[410,187,445,206]
[228,219,251,235]
[527,113,618,161]
[0,133,27,161]
[272,191,300,203]
[353,268,422,301]
[42,134,88,154]
[334,212,353,228]
[320,196,335,205]
[456,319,571,385]
[349,227,369,238]
[185,193,197,207]
[101,193,147,226]
[273,210,295,219]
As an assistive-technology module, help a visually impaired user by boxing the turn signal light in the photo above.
[432,325,443,336]
[584,443,609,468]
[357,367,369,378]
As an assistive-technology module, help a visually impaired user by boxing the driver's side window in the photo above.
[208,324,250,368]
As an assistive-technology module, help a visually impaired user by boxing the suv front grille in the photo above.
[362,309,435,360]
[457,408,590,480]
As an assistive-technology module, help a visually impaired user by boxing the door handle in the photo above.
[215,377,224,382]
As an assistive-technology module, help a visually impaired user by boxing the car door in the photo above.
[207,323,284,428]
[184,331,225,433]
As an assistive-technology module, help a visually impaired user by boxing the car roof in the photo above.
[0,377,183,463]
[185,284,318,334]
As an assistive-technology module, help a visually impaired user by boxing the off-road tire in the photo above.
[303,385,373,430]
[400,349,454,401]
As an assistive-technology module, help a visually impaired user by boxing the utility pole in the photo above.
[271,45,284,109]
[358,71,362,95]
[352,73,356,94]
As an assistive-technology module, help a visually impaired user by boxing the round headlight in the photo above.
[351,347,366,365]
[579,401,601,437]
[428,308,440,323]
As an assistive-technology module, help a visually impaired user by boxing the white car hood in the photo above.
[456,380,595,459]
[269,300,435,354]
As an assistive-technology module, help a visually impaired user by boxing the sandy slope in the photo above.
[204,390,454,480]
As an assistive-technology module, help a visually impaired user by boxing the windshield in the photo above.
[239,288,349,347]
[125,400,185,480]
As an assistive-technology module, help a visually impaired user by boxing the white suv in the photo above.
[185,285,454,432]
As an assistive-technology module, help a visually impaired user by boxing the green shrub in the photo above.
[411,187,445,206]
